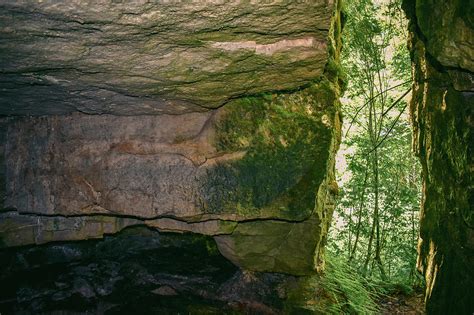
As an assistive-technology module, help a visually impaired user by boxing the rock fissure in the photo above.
[1,209,318,226]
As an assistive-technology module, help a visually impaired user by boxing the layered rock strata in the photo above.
[403,0,474,313]
[0,78,341,275]
[0,0,343,280]
[0,1,333,115]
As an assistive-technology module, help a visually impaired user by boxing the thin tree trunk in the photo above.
[410,203,417,284]
[373,148,387,280]
[347,205,353,260]
[363,214,376,276]
[349,160,369,262]
[363,102,377,276]
[363,99,387,280]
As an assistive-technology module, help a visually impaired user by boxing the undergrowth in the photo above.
[316,254,380,314]
[314,253,423,314]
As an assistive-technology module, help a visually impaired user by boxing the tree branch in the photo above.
[344,80,411,137]
[366,101,409,155]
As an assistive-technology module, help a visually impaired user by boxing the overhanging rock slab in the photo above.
[0,1,342,277]
[0,1,333,115]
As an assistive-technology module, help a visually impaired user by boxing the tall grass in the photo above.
[315,254,380,314]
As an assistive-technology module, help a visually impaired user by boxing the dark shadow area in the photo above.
[0,226,290,315]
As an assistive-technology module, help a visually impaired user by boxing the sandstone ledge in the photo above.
[0,79,341,275]
[0,1,333,115]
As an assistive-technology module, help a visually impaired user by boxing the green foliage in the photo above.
[316,254,380,314]
[329,0,422,290]
[317,253,423,314]
[326,57,348,91]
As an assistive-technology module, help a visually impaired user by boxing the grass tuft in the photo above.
[316,254,380,314]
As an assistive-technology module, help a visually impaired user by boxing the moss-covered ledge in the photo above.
[206,78,339,221]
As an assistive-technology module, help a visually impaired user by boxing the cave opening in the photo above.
[329,0,422,293]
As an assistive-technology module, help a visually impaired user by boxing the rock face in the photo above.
[0,1,332,115]
[1,78,341,275]
[0,0,343,282]
[403,0,474,313]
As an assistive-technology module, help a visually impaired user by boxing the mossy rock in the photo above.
[202,78,339,222]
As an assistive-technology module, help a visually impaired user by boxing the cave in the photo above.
[0,0,472,314]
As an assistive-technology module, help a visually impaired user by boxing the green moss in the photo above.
[204,79,338,220]
[199,0,344,222]
[324,0,347,93]
[215,217,322,275]
[206,0,344,276]
[403,6,474,312]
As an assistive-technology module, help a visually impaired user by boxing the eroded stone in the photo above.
[404,0,474,312]
[0,1,343,278]
[0,1,333,115]
[1,78,341,275]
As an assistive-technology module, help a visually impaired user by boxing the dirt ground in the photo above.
[378,292,425,314]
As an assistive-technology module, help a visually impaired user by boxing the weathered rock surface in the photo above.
[0,1,333,115]
[404,0,474,313]
[0,211,141,247]
[0,77,341,275]
[413,0,474,73]
[0,0,343,280]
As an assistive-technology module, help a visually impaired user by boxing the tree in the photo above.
[328,0,421,286]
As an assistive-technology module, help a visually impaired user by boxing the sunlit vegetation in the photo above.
[326,0,423,306]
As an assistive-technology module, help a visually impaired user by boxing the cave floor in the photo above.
[378,292,425,315]
[0,227,287,315]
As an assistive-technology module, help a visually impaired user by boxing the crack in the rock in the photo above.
[1,209,312,225]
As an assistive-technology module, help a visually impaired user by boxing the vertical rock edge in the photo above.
[403,0,474,313]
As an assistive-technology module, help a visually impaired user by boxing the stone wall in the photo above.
[403,0,474,313]
[0,1,333,115]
